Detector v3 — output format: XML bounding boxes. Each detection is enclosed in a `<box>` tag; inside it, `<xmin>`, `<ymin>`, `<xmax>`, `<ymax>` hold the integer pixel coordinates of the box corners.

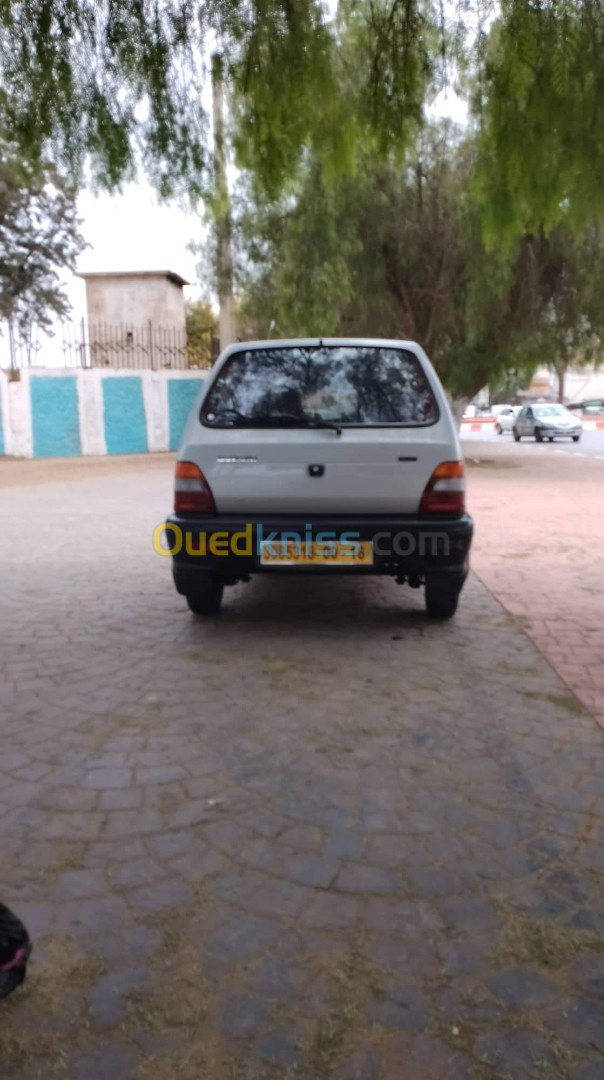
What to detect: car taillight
<box><xmin>174</xmin><ymin>461</ymin><xmax>216</xmax><ymax>514</ymax></box>
<box><xmin>419</xmin><ymin>461</ymin><xmax>465</xmax><ymax>515</ymax></box>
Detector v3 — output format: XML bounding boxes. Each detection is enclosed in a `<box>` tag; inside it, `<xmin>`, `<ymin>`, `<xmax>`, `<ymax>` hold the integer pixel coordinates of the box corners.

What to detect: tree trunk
<box><xmin>557</xmin><ymin>364</ymin><xmax>566</xmax><ymax>403</ymax></box>
<box><xmin>448</xmin><ymin>394</ymin><xmax>470</xmax><ymax>425</ymax></box>
<box><xmin>212</xmin><ymin>53</ymin><xmax>237</xmax><ymax>351</ymax></box>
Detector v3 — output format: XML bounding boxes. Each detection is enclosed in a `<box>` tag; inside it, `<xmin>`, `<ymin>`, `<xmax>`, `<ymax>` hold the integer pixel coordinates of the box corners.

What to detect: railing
<box><xmin>1</xmin><ymin>320</ymin><xmax>216</xmax><ymax>370</ymax></box>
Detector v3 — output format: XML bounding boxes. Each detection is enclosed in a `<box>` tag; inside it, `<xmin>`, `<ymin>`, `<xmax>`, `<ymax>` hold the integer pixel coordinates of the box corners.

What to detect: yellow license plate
<box><xmin>260</xmin><ymin>540</ymin><xmax>374</xmax><ymax>566</ymax></box>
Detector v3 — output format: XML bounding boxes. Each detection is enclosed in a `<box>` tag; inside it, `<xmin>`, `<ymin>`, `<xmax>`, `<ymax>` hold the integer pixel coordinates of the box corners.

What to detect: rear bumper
<box><xmin>165</xmin><ymin>513</ymin><xmax>473</xmax><ymax>591</ymax></box>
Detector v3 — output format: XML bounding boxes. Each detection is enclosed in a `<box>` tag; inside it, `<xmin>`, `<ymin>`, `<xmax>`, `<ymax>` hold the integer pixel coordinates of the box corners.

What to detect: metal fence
<box><xmin>1</xmin><ymin>320</ymin><xmax>216</xmax><ymax>370</ymax></box>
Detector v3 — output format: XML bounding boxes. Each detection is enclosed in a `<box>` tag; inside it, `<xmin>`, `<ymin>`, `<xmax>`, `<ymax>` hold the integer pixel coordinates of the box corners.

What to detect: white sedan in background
<box><xmin>495</xmin><ymin>406</ymin><xmax>520</xmax><ymax>434</ymax></box>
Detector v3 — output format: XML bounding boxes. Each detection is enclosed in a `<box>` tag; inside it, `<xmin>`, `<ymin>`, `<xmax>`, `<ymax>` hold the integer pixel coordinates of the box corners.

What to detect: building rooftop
<box><xmin>77</xmin><ymin>270</ymin><xmax>190</xmax><ymax>288</ymax></box>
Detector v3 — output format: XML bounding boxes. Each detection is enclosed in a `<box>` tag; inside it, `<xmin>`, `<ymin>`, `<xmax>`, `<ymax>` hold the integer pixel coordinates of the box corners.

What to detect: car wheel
<box><xmin>496</xmin><ymin>423</ymin><xmax>502</xmax><ymax>434</ymax></box>
<box><xmin>185</xmin><ymin>576</ymin><xmax>224</xmax><ymax>615</ymax></box>
<box><xmin>548</xmin><ymin>437</ymin><xmax>554</xmax><ymax>442</ymax></box>
<box><xmin>535</xmin><ymin>428</ymin><xmax>543</xmax><ymax>442</ymax></box>
<box><xmin>425</xmin><ymin>581</ymin><xmax>460</xmax><ymax>620</ymax></box>
<box><xmin>572</xmin><ymin>434</ymin><xmax>581</xmax><ymax>442</ymax></box>
<box><xmin>513</xmin><ymin>428</ymin><xmax>520</xmax><ymax>442</ymax></box>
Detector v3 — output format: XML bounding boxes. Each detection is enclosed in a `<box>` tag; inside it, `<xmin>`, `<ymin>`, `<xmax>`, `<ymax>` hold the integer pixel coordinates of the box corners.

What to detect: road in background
<box><xmin>462</xmin><ymin>427</ymin><xmax>604</xmax><ymax>459</ymax></box>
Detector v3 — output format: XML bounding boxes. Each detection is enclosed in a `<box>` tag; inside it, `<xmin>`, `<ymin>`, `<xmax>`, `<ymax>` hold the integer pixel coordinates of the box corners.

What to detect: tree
<box><xmin>0</xmin><ymin>143</ymin><xmax>86</xmax><ymax>328</ymax></box>
<box><xmin>235</xmin><ymin>124</ymin><xmax>541</xmax><ymax>403</ymax></box>
<box><xmin>476</xmin><ymin>0</ymin><xmax>604</xmax><ymax>241</ymax></box>
<box><xmin>0</xmin><ymin>0</ymin><xmax>439</xmax><ymax>200</ymax></box>
<box><xmin>185</xmin><ymin>298</ymin><xmax>217</xmax><ymax>367</ymax></box>
<box><xmin>508</xmin><ymin>226</ymin><xmax>604</xmax><ymax>402</ymax></box>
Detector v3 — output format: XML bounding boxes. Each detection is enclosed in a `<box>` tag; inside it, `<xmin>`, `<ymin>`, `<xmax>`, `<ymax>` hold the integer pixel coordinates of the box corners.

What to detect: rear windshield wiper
<box><xmin>208</xmin><ymin>408</ymin><xmax>342</xmax><ymax>434</ymax></box>
<box><xmin>304</xmin><ymin>416</ymin><xmax>342</xmax><ymax>436</ymax></box>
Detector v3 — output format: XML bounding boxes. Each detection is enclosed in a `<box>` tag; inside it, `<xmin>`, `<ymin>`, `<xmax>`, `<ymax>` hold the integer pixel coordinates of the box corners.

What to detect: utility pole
<box><xmin>212</xmin><ymin>52</ymin><xmax>237</xmax><ymax>351</ymax></box>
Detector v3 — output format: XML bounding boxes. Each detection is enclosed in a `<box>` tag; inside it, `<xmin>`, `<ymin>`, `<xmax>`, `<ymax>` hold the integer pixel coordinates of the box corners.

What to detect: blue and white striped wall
<box><xmin>0</xmin><ymin>368</ymin><xmax>207</xmax><ymax>458</ymax></box>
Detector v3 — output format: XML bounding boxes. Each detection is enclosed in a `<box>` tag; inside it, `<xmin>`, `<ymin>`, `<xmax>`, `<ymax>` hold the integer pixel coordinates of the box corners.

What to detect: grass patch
<box><xmin>0</xmin><ymin>939</ymin><xmax>104</xmax><ymax>1078</ymax></box>
<box><xmin>129</xmin><ymin>924</ymin><xmax>230</xmax><ymax>1080</ymax></box>
<box><xmin>309</xmin><ymin>942</ymin><xmax>383</xmax><ymax>1075</ymax></box>
<box><xmin>14</xmin><ymin>939</ymin><xmax>105</xmax><ymax>1016</ymax></box>
<box><xmin>497</xmin><ymin>907</ymin><xmax>604</xmax><ymax>969</ymax></box>
<box><xmin>0</xmin><ymin>1029</ymin><xmax>69</xmax><ymax>1079</ymax></box>
<box><xmin>521</xmin><ymin>690</ymin><xmax>587</xmax><ymax>716</ymax></box>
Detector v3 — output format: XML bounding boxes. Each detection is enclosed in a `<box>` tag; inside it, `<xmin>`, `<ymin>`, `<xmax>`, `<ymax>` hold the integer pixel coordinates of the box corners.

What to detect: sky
<box><xmin>68</xmin><ymin>186</ymin><xmax>206</xmax><ymax>319</ymax></box>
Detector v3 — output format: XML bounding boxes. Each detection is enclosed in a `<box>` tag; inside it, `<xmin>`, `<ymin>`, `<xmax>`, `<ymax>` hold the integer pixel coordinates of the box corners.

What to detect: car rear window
<box><xmin>202</xmin><ymin>345</ymin><xmax>439</xmax><ymax>427</ymax></box>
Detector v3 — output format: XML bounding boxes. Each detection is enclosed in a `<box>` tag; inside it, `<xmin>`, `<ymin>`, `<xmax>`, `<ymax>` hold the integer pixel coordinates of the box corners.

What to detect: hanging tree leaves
<box><xmin>476</xmin><ymin>0</ymin><xmax>604</xmax><ymax>241</ymax></box>
<box><xmin>0</xmin><ymin>0</ymin><xmax>441</xmax><ymax>199</ymax></box>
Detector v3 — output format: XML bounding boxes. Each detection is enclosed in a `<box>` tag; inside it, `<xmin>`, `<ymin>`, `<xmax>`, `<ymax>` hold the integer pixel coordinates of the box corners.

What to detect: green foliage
<box><xmin>0</xmin><ymin>142</ymin><xmax>86</xmax><ymax>327</ymax></box>
<box><xmin>476</xmin><ymin>0</ymin><xmax>604</xmax><ymax>241</ymax></box>
<box><xmin>234</xmin><ymin>122</ymin><xmax>604</xmax><ymax>399</ymax></box>
<box><xmin>0</xmin><ymin>0</ymin><xmax>439</xmax><ymax>199</ymax></box>
<box><xmin>236</xmin><ymin>125</ymin><xmax>513</xmax><ymax>396</ymax></box>
<box><xmin>185</xmin><ymin>298</ymin><xmax>217</xmax><ymax>367</ymax></box>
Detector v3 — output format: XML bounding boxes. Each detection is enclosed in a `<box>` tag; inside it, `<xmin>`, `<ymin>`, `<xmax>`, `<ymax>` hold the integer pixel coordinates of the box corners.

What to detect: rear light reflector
<box><xmin>420</xmin><ymin>461</ymin><xmax>465</xmax><ymax>515</ymax></box>
<box><xmin>174</xmin><ymin>461</ymin><xmax>216</xmax><ymax>514</ymax></box>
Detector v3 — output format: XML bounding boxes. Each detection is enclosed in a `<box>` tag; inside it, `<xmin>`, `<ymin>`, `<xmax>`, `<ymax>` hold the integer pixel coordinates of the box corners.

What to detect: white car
<box><xmin>495</xmin><ymin>406</ymin><xmax>520</xmax><ymax>433</ymax></box>
<box><xmin>167</xmin><ymin>338</ymin><xmax>473</xmax><ymax>619</ymax></box>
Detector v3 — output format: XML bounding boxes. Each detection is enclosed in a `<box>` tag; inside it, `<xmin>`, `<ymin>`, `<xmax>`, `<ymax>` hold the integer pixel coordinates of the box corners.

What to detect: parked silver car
<box><xmin>513</xmin><ymin>404</ymin><xmax>582</xmax><ymax>442</ymax></box>
<box><xmin>167</xmin><ymin>338</ymin><xmax>473</xmax><ymax>619</ymax></box>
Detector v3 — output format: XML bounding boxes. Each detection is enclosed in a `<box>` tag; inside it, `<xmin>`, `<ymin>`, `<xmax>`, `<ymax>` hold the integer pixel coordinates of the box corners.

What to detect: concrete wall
<box><xmin>0</xmin><ymin>368</ymin><xmax>207</xmax><ymax>458</ymax></box>
<box><xmin>83</xmin><ymin>274</ymin><xmax>186</xmax><ymax>328</ymax></box>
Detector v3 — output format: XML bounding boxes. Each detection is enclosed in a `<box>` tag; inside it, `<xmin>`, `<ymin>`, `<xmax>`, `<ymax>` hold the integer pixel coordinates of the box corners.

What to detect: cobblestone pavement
<box><xmin>0</xmin><ymin>459</ymin><xmax>603</xmax><ymax>1080</ymax></box>
<box><xmin>465</xmin><ymin>442</ymin><xmax>604</xmax><ymax>729</ymax></box>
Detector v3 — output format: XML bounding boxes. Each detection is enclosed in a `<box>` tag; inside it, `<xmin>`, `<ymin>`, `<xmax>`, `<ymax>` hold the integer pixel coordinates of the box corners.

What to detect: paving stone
<box><xmin>325</xmin><ymin>831</ymin><xmax>363</xmax><ymax>860</ymax></box>
<box><xmin>87</xmin><ymin>968</ymin><xmax>150</xmax><ymax>1027</ymax></box>
<box><xmin>486</xmin><ymin>967</ymin><xmax>560</xmax><ymax>1009</ymax></box>
<box><xmin>83</xmin><ymin>768</ymin><xmax>132</xmax><ymax>790</ymax></box>
<box><xmin>299</xmin><ymin>891</ymin><xmax>359</xmax><ymax>930</ymax></box>
<box><xmin>440</xmin><ymin>895</ymin><xmax>500</xmax><ymax>936</ymax></box>
<box><xmin>54</xmin><ymin>896</ymin><xmax>128</xmax><ymax>938</ymax></box>
<box><xmin>335</xmin><ymin>864</ymin><xmax>401</xmax><ymax>895</ymax></box>
<box><xmin>127</xmin><ymin>878</ymin><xmax>191</xmax><ymax>911</ymax></box>
<box><xmin>578</xmin><ymin>1064</ymin><xmax>604</xmax><ymax>1080</ymax></box>
<box><xmin>282</xmin><ymin>853</ymin><xmax>340</xmax><ymax>888</ymax></box>
<box><xmin>69</xmin><ymin>1036</ymin><xmax>139</xmax><ymax>1080</ymax></box>
<box><xmin>220</xmin><ymin>995</ymin><xmax>270</xmax><ymax>1039</ymax></box>
<box><xmin>53</xmin><ymin>869</ymin><xmax>107</xmax><ymax>901</ymax></box>
<box><xmin>209</xmin><ymin>913</ymin><xmax>282</xmax><ymax>965</ymax></box>
<box><xmin>543</xmin><ymin>997</ymin><xmax>604</xmax><ymax>1052</ymax></box>
<box><xmin>99</xmin><ymin>788</ymin><xmax>143</xmax><ymax>810</ymax></box>
<box><xmin>474</xmin><ymin>1029</ymin><xmax>561</xmax><ymax>1079</ymax></box>
<box><xmin>255</xmin><ymin>1027</ymin><xmax>303</xmax><ymax>1069</ymax></box>
<box><xmin>409</xmin><ymin>866</ymin><xmax>460</xmax><ymax>897</ymax></box>
<box><xmin>366</xmin><ymin>986</ymin><xmax>427</xmax><ymax>1030</ymax></box>
<box><xmin>381</xmin><ymin>1032</ymin><xmax>471</xmax><ymax>1078</ymax></box>
<box><xmin>566</xmin><ymin>953</ymin><xmax>604</xmax><ymax>996</ymax></box>
<box><xmin>439</xmin><ymin>940</ymin><xmax>491</xmax><ymax>977</ymax></box>
<box><xmin>110</xmin><ymin>857</ymin><xmax>166</xmax><ymax>889</ymax></box>
<box><xmin>365</xmin><ymin>897</ymin><xmax>442</xmax><ymax>937</ymax></box>
<box><xmin>2</xmin><ymin>455</ymin><xmax>604</xmax><ymax>1079</ymax></box>
<box><xmin>249</xmin><ymin>878</ymin><xmax>315</xmax><ymax>917</ymax></box>
<box><xmin>246</xmin><ymin>953</ymin><xmax>307</xmax><ymax>1002</ymax></box>
<box><xmin>332</xmin><ymin>1044</ymin><xmax>381</xmax><ymax>1080</ymax></box>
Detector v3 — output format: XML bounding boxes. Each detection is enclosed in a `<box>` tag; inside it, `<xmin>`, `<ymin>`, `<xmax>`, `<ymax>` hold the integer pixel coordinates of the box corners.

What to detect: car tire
<box><xmin>496</xmin><ymin>423</ymin><xmax>502</xmax><ymax>435</ymax></box>
<box><xmin>425</xmin><ymin>581</ymin><xmax>460</xmax><ymax>620</ymax></box>
<box><xmin>535</xmin><ymin>428</ymin><xmax>543</xmax><ymax>442</ymax></box>
<box><xmin>572</xmin><ymin>434</ymin><xmax>581</xmax><ymax>442</ymax></box>
<box><xmin>513</xmin><ymin>428</ymin><xmax>520</xmax><ymax>442</ymax></box>
<box><xmin>185</xmin><ymin>576</ymin><xmax>224</xmax><ymax>616</ymax></box>
<box><xmin>548</xmin><ymin>437</ymin><xmax>554</xmax><ymax>442</ymax></box>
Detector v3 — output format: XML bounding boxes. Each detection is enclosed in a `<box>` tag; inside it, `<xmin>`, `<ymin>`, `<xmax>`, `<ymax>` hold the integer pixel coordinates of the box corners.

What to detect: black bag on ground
<box><xmin>0</xmin><ymin>903</ymin><xmax>32</xmax><ymax>1000</ymax></box>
